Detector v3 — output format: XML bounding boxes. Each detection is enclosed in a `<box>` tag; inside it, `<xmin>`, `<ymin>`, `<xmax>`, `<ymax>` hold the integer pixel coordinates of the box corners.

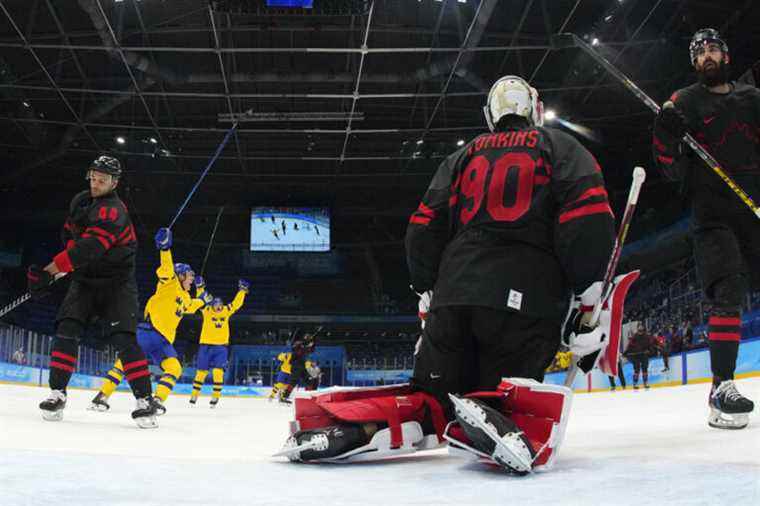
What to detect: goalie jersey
<box><xmin>406</xmin><ymin>126</ymin><xmax>615</xmax><ymax>321</ymax></box>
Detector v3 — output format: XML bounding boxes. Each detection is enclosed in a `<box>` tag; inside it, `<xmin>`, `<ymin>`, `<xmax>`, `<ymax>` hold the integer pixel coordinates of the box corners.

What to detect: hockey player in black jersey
<box><xmin>653</xmin><ymin>29</ymin><xmax>757</xmax><ymax>429</ymax></box>
<box><xmin>277</xmin><ymin>76</ymin><xmax>629</xmax><ymax>474</ymax></box>
<box><xmin>27</xmin><ymin>155</ymin><xmax>160</xmax><ymax>428</ymax></box>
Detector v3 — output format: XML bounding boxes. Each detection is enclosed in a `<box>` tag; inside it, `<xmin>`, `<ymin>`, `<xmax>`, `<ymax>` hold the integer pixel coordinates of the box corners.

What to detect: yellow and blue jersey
<box><xmin>199</xmin><ymin>290</ymin><xmax>246</xmax><ymax>345</ymax></box>
<box><xmin>143</xmin><ymin>250</ymin><xmax>205</xmax><ymax>344</ymax></box>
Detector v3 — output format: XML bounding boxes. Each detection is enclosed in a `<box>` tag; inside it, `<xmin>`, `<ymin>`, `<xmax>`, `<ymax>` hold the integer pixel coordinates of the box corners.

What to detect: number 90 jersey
<box><xmin>405</xmin><ymin>126</ymin><xmax>615</xmax><ymax>321</ymax></box>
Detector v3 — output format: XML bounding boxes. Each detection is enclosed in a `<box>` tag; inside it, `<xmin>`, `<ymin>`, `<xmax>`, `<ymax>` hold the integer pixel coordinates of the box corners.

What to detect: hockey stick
<box><xmin>199</xmin><ymin>206</ymin><xmax>224</xmax><ymax>277</ymax></box>
<box><xmin>0</xmin><ymin>272</ymin><xmax>68</xmax><ymax>319</ymax></box>
<box><xmin>168</xmin><ymin>110</ymin><xmax>251</xmax><ymax>230</ymax></box>
<box><xmin>564</xmin><ymin>167</ymin><xmax>646</xmax><ymax>388</ymax></box>
<box><xmin>551</xmin><ymin>33</ymin><xmax>760</xmax><ymax>219</ymax></box>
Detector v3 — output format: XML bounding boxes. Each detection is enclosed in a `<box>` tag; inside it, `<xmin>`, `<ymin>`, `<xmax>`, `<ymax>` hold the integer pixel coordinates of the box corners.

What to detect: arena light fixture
<box><xmin>544</xmin><ymin>109</ymin><xmax>557</xmax><ymax>121</ymax></box>
<box><xmin>116</xmin><ymin>136</ymin><xmax>126</xmax><ymax>144</ymax></box>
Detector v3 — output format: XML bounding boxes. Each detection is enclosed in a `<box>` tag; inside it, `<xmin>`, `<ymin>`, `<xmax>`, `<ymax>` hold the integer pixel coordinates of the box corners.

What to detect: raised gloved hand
<box><xmin>238</xmin><ymin>279</ymin><xmax>250</xmax><ymax>293</ymax></box>
<box><xmin>562</xmin><ymin>281</ymin><xmax>608</xmax><ymax>358</ymax></box>
<box><xmin>154</xmin><ymin>227</ymin><xmax>172</xmax><ymax>251</ymax></box>
<box><xmin>200</xmin><ymin>291</ymin><xmax>213</xmax><ymax>304</ymax></box>
<box><xmin>27</xmin><ymin>265</ymin><xmax>54</xmax><ymax>300</ymax></box>
<box><xmin>194</xmin><ymin>276</ymin><xmax>205</xmax><ymax>290</ymax></box>
<box><xmin>655</xmin><ymin>102</ymin><xmax>688</xmax><ymax>140</ymax></box>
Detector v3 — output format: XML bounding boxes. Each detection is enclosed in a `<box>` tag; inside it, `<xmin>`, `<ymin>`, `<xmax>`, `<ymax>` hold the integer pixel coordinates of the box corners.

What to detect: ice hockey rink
<box><xmin>1</xmin><ymin>379</ymin><xmax>758</xmax><ymax>506</ymax></box>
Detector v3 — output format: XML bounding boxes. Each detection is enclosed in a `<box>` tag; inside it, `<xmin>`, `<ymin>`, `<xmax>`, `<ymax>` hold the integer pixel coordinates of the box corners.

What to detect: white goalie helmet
<box><xmin>483</xmin><ymin>75</ymin><xmax>544</xmax><ymax>132</ymax></box>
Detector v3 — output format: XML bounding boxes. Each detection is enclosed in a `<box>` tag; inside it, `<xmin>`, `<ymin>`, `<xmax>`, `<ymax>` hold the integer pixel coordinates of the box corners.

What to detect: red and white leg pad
<box><xmin>445</xmin><ymin>378</ymin><xmax>573</xmax><ymax>471</ymax></box>
<box><xmin>281</xmin><ymin>384</ymin><xmax>447</xmax><ymax>462</ymax></box>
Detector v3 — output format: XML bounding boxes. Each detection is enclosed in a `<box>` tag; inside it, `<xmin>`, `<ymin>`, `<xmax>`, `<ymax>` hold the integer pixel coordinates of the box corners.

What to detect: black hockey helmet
<box><xmin>88</xmin><ymin>155</ymin><xmax>122</xmax><ymax>178</ymax></box>
<box><xmin>689</xmin><ymin>28</ymin><xmax>728</xmax><ymax>64</ymax></box>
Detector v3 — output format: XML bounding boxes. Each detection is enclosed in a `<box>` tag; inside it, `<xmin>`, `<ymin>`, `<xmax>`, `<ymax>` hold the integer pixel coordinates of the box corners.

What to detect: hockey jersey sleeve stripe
<box><xmin>558</xmin><ymin>202</ymin><xmax>613</xmax><ymax>224</ymax></box>
<box><xmin>81</xmin><ymin>233</ymin><xmax>111</xmax><ymax>250</ymax></box>
<box><xmin>52</xmin><ymin>250</ymin><xmax>74</xmax><ymax>273</ymax></box>
<box><xmin>85</xmin><ymin>226</ymin><xmax>117</xmax><ymax>244</ymax></box>
<box><xmin>409</xmin><ymin>215</ymin><xmax>432</xmax><ymax>225</ymax></box>
<box><xmin>657</xmin><ymin>154</ymin><xmax>674</xmax><ymax>165</ymax></box>
<box><xmin>566</xmin><ymin>186</ymin><xmax>608</xmax><ymax>207</ymax></box>
<box><xmin>417</xmin><ymin>202</ymin><xmax>436</xmax><ymax>218</ymax></box>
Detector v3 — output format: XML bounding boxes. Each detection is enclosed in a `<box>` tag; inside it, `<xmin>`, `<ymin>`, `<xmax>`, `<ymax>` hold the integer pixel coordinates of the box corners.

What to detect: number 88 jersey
<box><xmin>405</xmin><ymin>126</ymin><xmax>615</xmax><ymax>321</ymax></box>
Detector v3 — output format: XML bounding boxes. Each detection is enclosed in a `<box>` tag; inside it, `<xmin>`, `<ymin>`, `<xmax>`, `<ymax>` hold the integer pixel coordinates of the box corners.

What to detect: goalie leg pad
<box><xmin>278</xmin><ymin>385</ymin><xmax>447</xmax><ymax>462</ymax></box>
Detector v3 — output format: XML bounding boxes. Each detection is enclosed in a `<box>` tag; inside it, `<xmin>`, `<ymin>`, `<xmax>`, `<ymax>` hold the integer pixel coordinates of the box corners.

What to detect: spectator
<box><xmin>12</xmin><ymin>347</ymin><xmax>26</xmax><ymax>365</ymax></box>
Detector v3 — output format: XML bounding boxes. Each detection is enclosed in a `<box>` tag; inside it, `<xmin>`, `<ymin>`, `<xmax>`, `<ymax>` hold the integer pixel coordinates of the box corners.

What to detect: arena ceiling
<box><xmin>0</xmin><ymin>0</ymin><xmax>758</xmax><ymax>244</ymax></box>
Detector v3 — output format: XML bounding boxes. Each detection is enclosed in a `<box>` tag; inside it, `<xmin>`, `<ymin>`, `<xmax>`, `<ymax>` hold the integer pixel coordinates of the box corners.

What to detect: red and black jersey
<box><xmin>405</xmin><ymin>126</ymin><xmax>615</xmax><ymax>321</ymax></box>
<box><xmin>625</xmin><ymin>331</ymin><xmax>656</xmax><ymax>357</ymax></box>
<box><xmin>652</xmin><ymin>82</ymin><xmax>760</xmax><ymax>222</ymax></box>
<box><xmin>53</xmin><ymin>190</ymin><xmax>138</xmax><ymax>285</ymax></box>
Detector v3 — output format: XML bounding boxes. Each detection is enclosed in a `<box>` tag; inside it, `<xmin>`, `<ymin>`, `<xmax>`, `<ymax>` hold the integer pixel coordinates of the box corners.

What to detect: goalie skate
<box><xmin>275</xmin><ymin>425</ymin><xmax>367</xmax><ymax>462</ymax></box>
<box><xmin>448</xmin><ymin>394</ymin><xmax>535</xmax><ymax>475</ymax></box>
<box><xmin>276</xmin><ymin>422</ymin><xmax>434</xmax><ymax>463</ymax></box>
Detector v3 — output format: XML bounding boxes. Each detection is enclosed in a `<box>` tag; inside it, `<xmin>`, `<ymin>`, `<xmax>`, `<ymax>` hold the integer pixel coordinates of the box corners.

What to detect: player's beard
<box><xmin>697</xmin><ymin>58</ymin><xmax>730</xmax><ymax>87</ymax></box>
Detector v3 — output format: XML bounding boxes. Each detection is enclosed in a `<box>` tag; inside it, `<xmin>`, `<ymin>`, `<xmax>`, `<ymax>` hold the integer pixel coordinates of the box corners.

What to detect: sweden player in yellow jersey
<box><xmin>190</xmin><ymin>280</ymin><xmax>249</xmax><ymax>407</ymax></box>
<box><xmin>89</xmin><ymin>228</ymin><xmax>211</xmax><ymax>413</ymax></box>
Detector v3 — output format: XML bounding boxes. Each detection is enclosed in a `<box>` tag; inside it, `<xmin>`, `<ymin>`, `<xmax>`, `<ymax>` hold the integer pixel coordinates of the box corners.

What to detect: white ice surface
<box><xmin>1</xmin><ymin>379</ymin><xmax>758</xmax><ymax>506</ymax></box>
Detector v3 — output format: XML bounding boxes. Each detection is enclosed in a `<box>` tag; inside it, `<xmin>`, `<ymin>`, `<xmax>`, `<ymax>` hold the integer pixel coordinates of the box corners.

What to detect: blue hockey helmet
<box><xmin>174</xmin><ymin>263</ymin><xmax>194</xmax><ymax>277</ymax></box>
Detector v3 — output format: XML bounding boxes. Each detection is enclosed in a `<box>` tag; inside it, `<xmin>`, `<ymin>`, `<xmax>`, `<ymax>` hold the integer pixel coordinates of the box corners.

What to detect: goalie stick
<box><xmin>564</xmin><ymin>167</ymin><xmax>646</xmax><ymax>387</ymax></box>
<box><xmin>551</xmin><ymin>33</ymin><xmax>760</xmax><ymax>219</ymax></box>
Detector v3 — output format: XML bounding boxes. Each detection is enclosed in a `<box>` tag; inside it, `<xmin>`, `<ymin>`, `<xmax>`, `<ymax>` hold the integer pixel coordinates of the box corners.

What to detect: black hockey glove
<box><xmin>27</xmin><ymin>264</ymin><xmax>55</xmax><ymax>300</ymax></box>
<box><xmin>655</xmin><ymin>102</ymin><xmax>687</xmax><ymax>140</ymax></box>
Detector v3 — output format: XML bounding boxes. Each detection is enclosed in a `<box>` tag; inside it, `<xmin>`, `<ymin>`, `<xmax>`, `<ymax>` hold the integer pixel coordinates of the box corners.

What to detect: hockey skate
<box><xmin>153</xmin><ymin>397</ymin><xmax>166</xmax><ymax>416</ymax></box>
<box><xmin>708</xmin><ymin>381</ymin><xmax>754</xmax><ymax>430</ymax></box>
<box><xmin>189</xmin><ymin>396</ymin><xmax>197</xmax><ymax>406</ymax></box>
<box><xmin>448</xmin><ymin>394</ymin><xmax>535</xmax><ymax>475</ymax></box>
<box><xmin>210</xmin><ymin>398</ymin><xmax>219</xmax><ymax>409</ymax></box>
<box><xmin>88</xmin><ymin>392</ymin><xmax>110</xmax><ymax>412</ymax></box>
<box><xmin>40</xmin><ymin>390</ymin><xmax>67</xmax><ymax>421</ymax></box>
<box><xmin>131</xmin><ymin>397</ymin><xmax>160</xmax><ymax>429</ymax></box>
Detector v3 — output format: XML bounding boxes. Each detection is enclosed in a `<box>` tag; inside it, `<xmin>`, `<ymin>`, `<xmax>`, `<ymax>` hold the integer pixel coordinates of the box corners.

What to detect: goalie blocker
<box><xmin>275</xmin><ymin>378</ymin><xmax>572</xmax><ymax>475</ymax></box>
